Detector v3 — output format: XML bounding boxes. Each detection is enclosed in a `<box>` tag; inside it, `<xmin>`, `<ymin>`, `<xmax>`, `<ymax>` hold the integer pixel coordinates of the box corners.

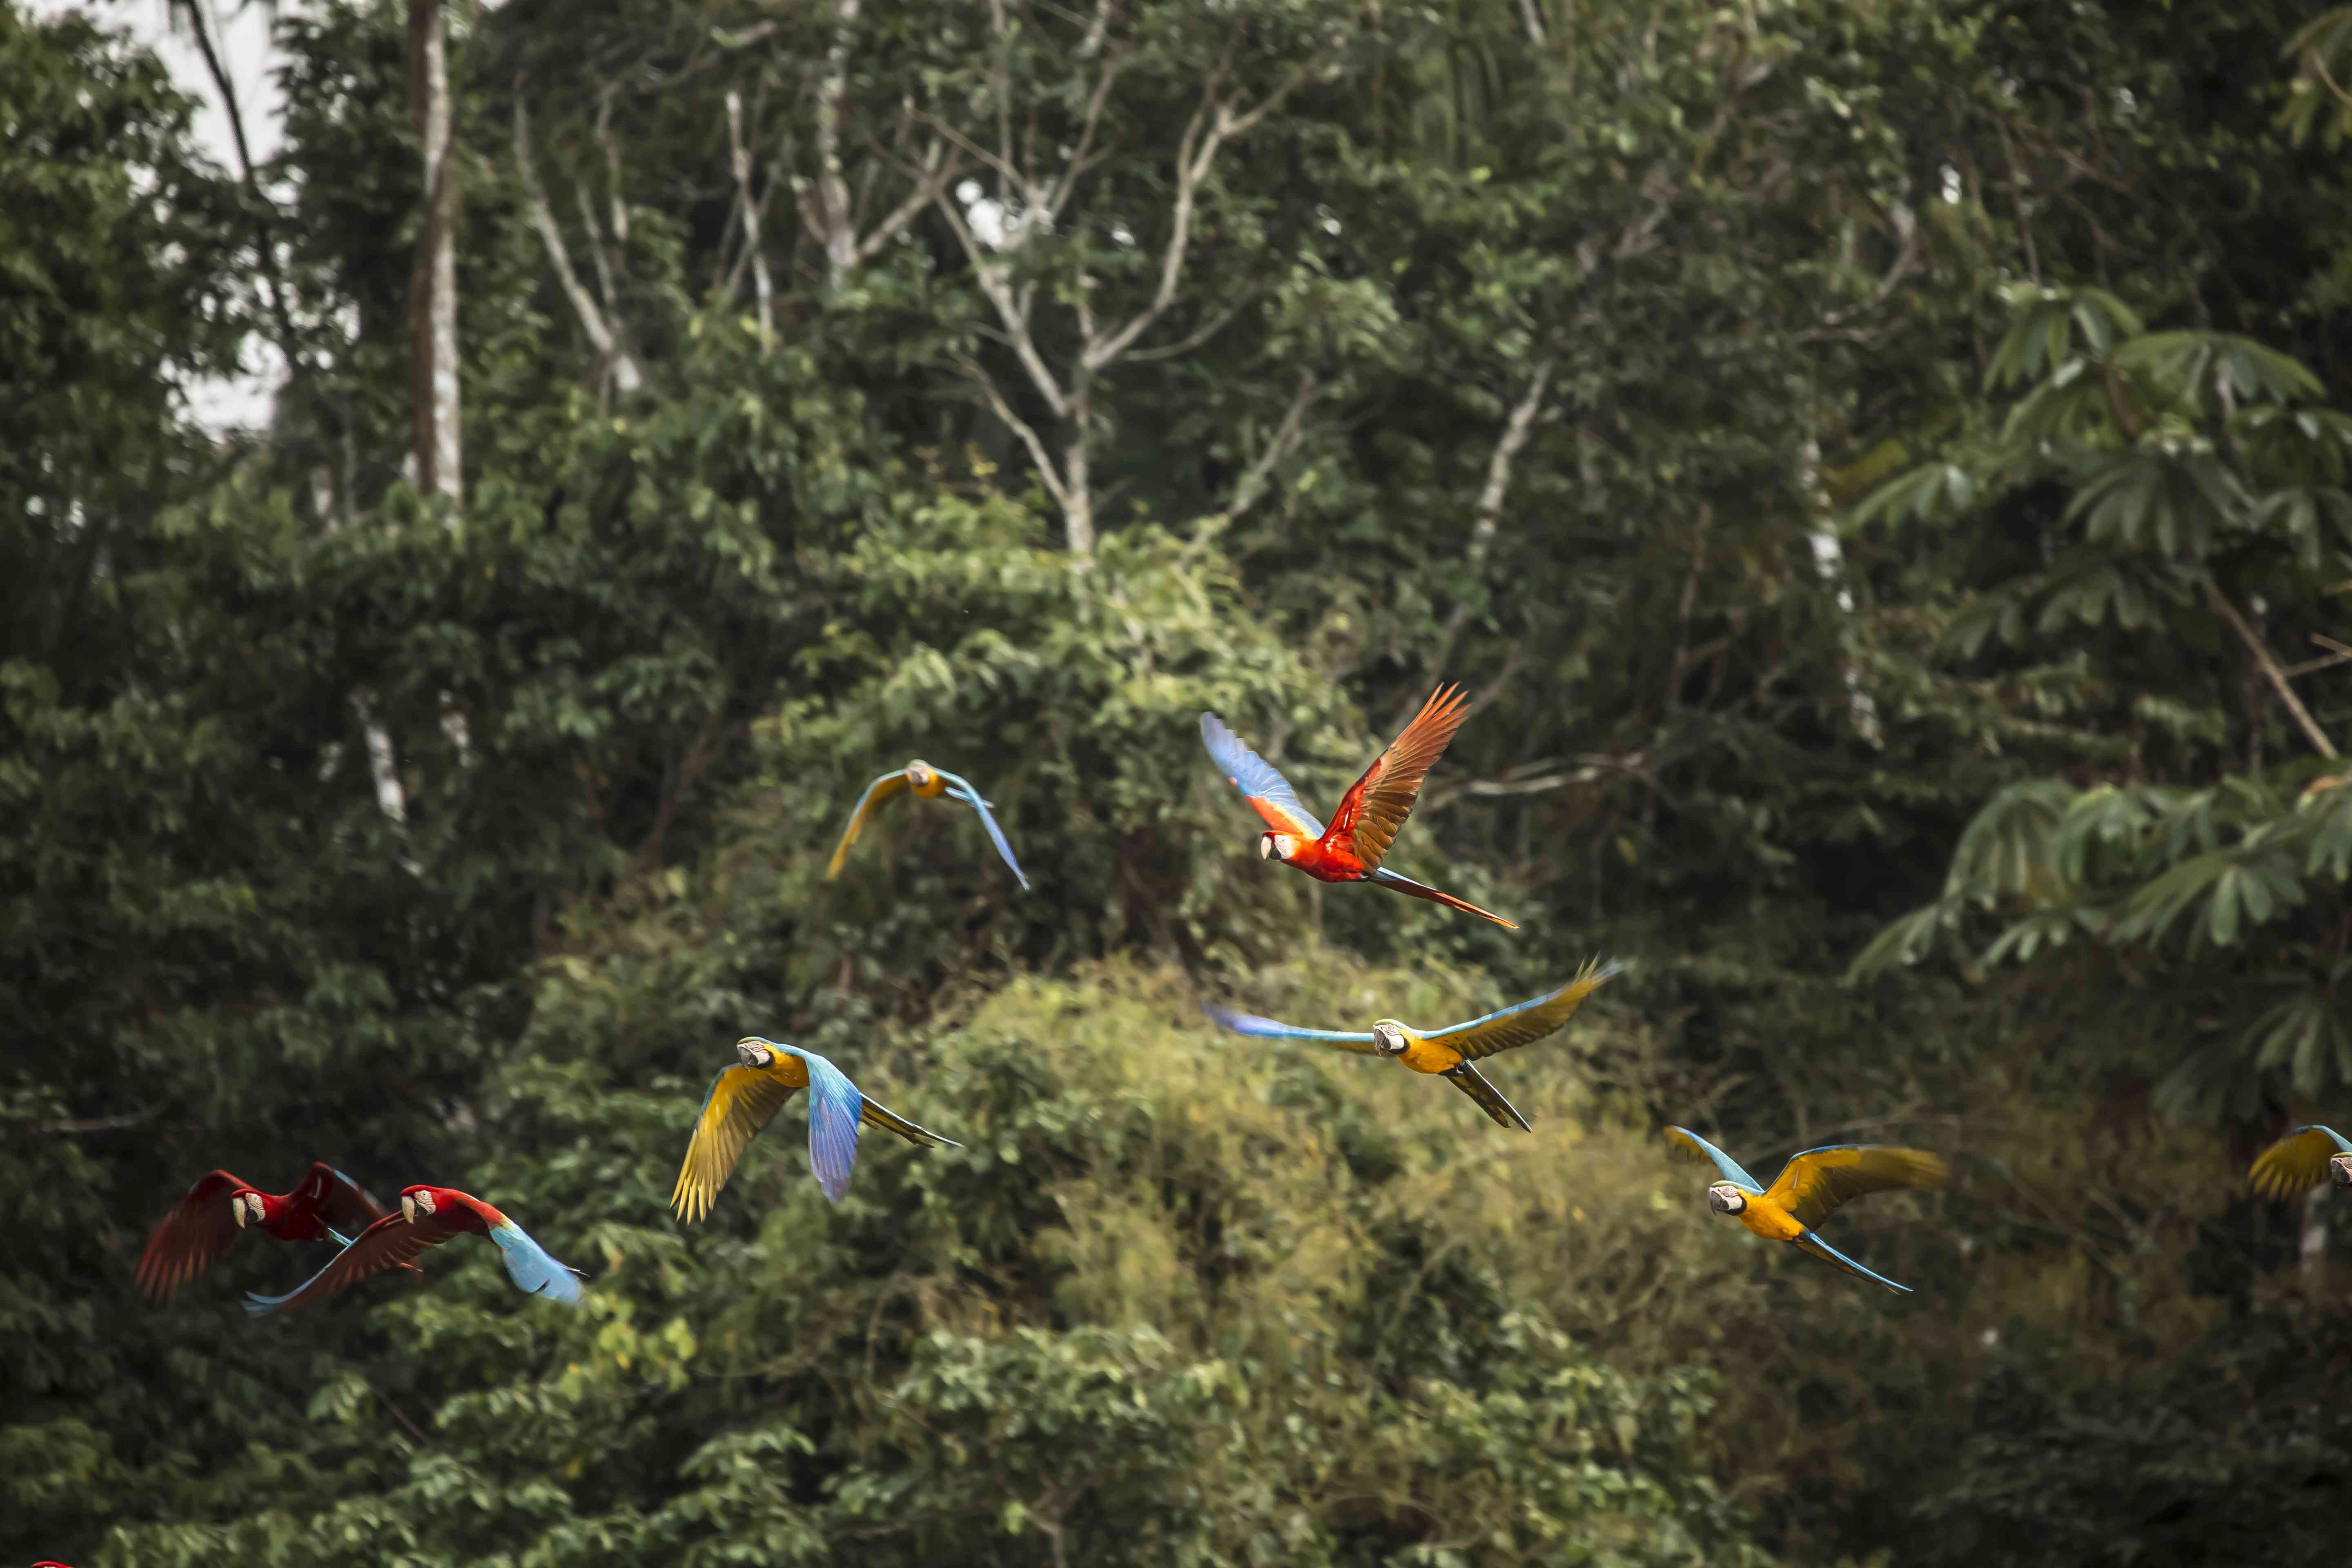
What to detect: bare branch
<box><xmin>1415</xmin><ymin>359</ymin><xmax>1554</xmax><ymax>714</ymax></box>
<box><xmin>1083</xmin><ymin>35</ymin><xmax>1344</xmax><ymax>371</ymax></box>
<box><xmin>726</xmin><ymin>89</ymin><xmax>774</xmax><ymax>336</ymax></box>
<box><xmin>594</xmin><ymin>84</ymin><xmax>630</xmax><ymax>247</ymax></box>
<box><xmin>951</xmin><ymin>347</ymin><xmax>1073</xmax><ymax>516</ymax></box>
<box><xmin>1225</xmin><ymin>370</ymin><xmax>1320</xmax><ymax>519</ymax></box>
<box><xmin>1515</xmin><ymin>0</ymin><xmax>1548</xmax><ymax>46</ymax></box>
<box><xmin>2203</xmin><ymin>578</ymin><xmax>2338</xmax><ymax>758</ymax></box>
<box><xmin>22</xmin><ymin>1105</ymin><xmax>162</xmax><ymax>1135</ymax></box>
<box><xmin>406</xmin><ymin>0</ymin><xmax>462</xmax><ymax>501</ymax></box>
<box><xmin>812</xmin><ymin>0</ymin><xmax>863</xmax><ymax>289</ymax></box>
<box><xmin>514</xmin><ymin>96</ymin><xmax>646</xmax><ymax>394</ymax></box>
<box><xmin>933</xmin><ymin>191</ymin><xmax>1069</xmax><ymax>416</ymax></box>
<box><xmin>852</xmin><ymin>140</ymin><xmax>958</xmax><ymax>265</ymax></box>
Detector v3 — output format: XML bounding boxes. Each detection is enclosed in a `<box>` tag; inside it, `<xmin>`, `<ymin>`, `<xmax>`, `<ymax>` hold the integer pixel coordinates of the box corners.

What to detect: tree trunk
<box><xmin>406</xmin><ymin>0</ymin><xmax>461</xmax><ymax>504</ymax></box>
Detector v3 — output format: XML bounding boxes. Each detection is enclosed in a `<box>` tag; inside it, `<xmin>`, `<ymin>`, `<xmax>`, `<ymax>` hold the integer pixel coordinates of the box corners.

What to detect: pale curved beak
<box><xmin>232</xmin><ymin>1196</ymin><xmax>251</xmax><ymax>1229</ymax></box>
<box><xmin>400</xmin><ymin>1196</ymin><xmax>416</xmax><ymax>1225</ymax></box>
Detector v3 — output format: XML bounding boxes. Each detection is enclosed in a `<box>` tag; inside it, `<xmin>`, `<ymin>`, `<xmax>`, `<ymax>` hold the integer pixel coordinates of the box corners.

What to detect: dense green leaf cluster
<box><xmin>7</xmin><ymin>0</ymin><xmax>2352</xmax><ymax>1563</ymax></box>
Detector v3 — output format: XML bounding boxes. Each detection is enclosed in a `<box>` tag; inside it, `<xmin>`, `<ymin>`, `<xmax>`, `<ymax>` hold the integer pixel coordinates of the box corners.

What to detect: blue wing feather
<box><xmin>489</xmin><ymin>1221</ymin><xmax>586</xmax><ymax>1305</ymax></box>
<box><xmin>1199</xmin><ymin>713</ymin><xmax>1325</xmax><ymax>838</ymax></box>
<box><xmin>939</xmin><ymin>772</ymin><xmax>1031</xmax><ymax>890</ymax></box>
<box><xmin>1794</xmin><ymin>1229</ymin><xmax>1913</xmax><ymax>1294</ymax></box>
<box><xmin>243</xmin><ymin>1264</ymin><xmax>325</xmax><ymax>1315</ymax></box>
<box><xmin>791</xmin><ymin>1046</ymin><xmax>866</xmax><ymax>1204</ymax></box>
<box><xmin>1200</xmin><ymin>1001</ymin><xmax>1378</xmax><ymax>1047</ymax></box>
<box><xmin>1664</xmin><ymin>1125</ymin><xmax>1765</xmax><ymax>1191</ymax></box>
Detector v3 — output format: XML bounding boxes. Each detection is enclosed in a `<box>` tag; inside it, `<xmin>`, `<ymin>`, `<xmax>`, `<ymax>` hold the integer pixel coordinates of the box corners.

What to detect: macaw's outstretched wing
<box><xmin>824</xmin><ymin>770</ymin><xmax>914</xmax><ymax>880</ymax></box>
<box><xmin>2249</xmin><ymin>1124</ymin><xmax>2352</xmax><ymax>1200</ymax></box>
<box><xmin>244</xmin><ymin>1210</ymin><xmax>453</xmax><ymax>1315</ymax></box>
<box><xmin>136</xmin><ymin>1169</ymin><xmax>250</xmax><ymax>1301</ymax></box>
<box><xmin>1664</xmin><ymin>1127</ymin><xmax>1764</xmax><ymax>1192</ymax></box>
<box><xmin>1793</xmin><ymin>1230</ymin><xmax>1913</xmax><ymax>1294</ymax></box>
<box><xmin>671</xmin><ymin>1066</ymin><xmax>801</xmax><ymax>1221</ymax></box>
<box><xmin>860</xmin><ymin>1094</ymin><xmax>961</xmax><ymax>1149</ymax></box>
<box><xmin>1200</xmin><ymin>713</ymin><xmax>1325</xmax><ymax>840</ymax></box>
<box><xmin>1200</xmin><ymin>1001</ymin><xmax>1380</xmax><ymax>1055</ymax></box>
<box><xmin>939</xmin><ymin>771</ymin><xmax>1031</xmax><ymax>890</ymax></box>
<box><xmin>1426</xmin><ymin>958</ymin><xmax>1623</xmax><ymax>1063</ymax></box>
<box><xmin>1442</xmin><ymin>1061</ymin><xmax>1532</xmax><ymax>1132</ymax></box>
<box><xmin>296</xmin><ymin>1160</ymin><xmax>396</xmax><ymax>1236</ymax></box>
<box><xmin>1765</xmin><ymin>1145</ymin><xmax>1948</xmax><ymax>1230</ymax></box>
<box><xmin>796</xmin><ymin>1049</ymin><xmax>866</xmax><ymax>1205</ymax></box>
<box><xmin>487</xmin><ymin>1220</ymin><xmax>586</xmax><ymax>1305</ymax></box>
<box><xmin>1331</xmin><ymin>684</ymin><xmax>1469</xmax><ymax>872</ymax></box>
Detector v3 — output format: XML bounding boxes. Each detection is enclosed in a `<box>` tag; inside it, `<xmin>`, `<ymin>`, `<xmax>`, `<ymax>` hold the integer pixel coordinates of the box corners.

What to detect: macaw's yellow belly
<box><xmin>763</xmin><ymin>1057</ymin><xmax>811</xmax><ymax>1091</ymax></box>
<box><xmin>1736</xmin><ymin>1195</ymin><xmax>1806</xmax><ymax>1244</ymax></box>
<box><xmin>1396</xmin><ymin>1036</ymin><xmax>1466</xmax><ymax>1076</ymax></box>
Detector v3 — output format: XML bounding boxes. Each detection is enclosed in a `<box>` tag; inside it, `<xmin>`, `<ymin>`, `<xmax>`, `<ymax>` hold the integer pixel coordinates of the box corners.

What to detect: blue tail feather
<box><xmin>490</xmin><ymin>1222</ymin><xmax>585</xmax><ymax>1305</ymax></box>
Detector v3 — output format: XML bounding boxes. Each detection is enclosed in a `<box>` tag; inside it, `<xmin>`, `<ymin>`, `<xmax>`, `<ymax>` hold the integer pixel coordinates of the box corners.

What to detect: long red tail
<box><xmin>1369</xmin><ymin>868</ymin><xmax>1518</xmax><ymax>929</ymax></box>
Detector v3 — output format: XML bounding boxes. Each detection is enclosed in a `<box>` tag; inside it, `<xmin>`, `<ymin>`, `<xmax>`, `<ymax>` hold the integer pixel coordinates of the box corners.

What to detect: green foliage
<box><xmin>12</xmin><ymin>0</ymin><xmax>2352</xmax><ymax>1563</ymax></box>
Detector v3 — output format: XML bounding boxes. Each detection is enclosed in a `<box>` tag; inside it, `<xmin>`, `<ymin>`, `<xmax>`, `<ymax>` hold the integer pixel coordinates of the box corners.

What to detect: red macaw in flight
<box><xmin>242</xmin><ymin>1185</ymin><xmax>583</xmax><ymax>1314</ymax></box>
<box><xmin>135</xmin><ymin>1161</ymin><xmax>412</xmax><ymax>1301</ymax></box>
<box><xmin>1200</xmin><ymin>684</ymin><xmax>1515</xmax><ymax>928</ymax></box>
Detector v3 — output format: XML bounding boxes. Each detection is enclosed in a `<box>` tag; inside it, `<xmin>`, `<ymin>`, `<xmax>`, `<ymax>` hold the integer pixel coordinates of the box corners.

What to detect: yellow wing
<box><xmin>1441</xmin><ymin>1062</ymin><xmax>1532</xmax><ymax>1131</ymax></box>
<box><xmin>671</xmin><ymin>1066</ymin><xmax>800</xmax><ymax>1221</ymax></box>
<box><xmin>2250</xmin><ymin>1125</ymin><xmax>2352</xmax><ymax>1200</ymax></box>
<box><xmin>1764</xmin><ymin>1145</ymin><xmax>1948</xmax><ymax>1230</ymax></box>
<box><xmin>823</xmin><ymin>771</ymin><xmax>913</xmax><ymax>880</ymax></box>
<box><xmin>1427</xmin><ymin>956</ymin><xmax>1623</xmax><ymax>1064</ymax></box>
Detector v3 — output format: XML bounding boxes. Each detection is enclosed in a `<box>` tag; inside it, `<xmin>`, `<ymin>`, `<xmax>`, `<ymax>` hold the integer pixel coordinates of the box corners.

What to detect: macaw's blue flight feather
<box><xmin>1664</xmin><ymin>1125</ymin><xmax>1765</xmax><ymax>1192</ymax></box>
<box><xmin>941</xmin><ymin>771</ymin><xmax>1030</xmax><ymax>889</ymax></box>
<box><xmin>489</xmin><ymin>1221</ymin><xmax>586</xmax><ymax>1304</ymax></box>
<box><xmin>1199</xmin><ymin>713</ymin><xmax>1326</xmax><ymax>840</ymax></box>
<box><xmin>797</xmin><ymin>1047</ymin><xmax>867</xmax><ymax>1205</ymax></box>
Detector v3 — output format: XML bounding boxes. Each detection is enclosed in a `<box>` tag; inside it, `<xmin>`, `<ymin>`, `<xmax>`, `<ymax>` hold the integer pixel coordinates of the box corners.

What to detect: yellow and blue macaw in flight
<box><xmin>825</xmin><ymin>760</ymin><xmax>1027</xmax><ymax>889</ymax></box>
<box><xmin>1201</xmin><ymin>958</ymin><xmax>1622</xmax><ymax>1131</ymax></box>
<box><xmin>2249</xmin><ymin>1124</ymin><xmax>2352</xmax><ymax>1200</ymax></box>
<box><xmin>671</xmin><ymin>1038</ymin><xmax>961</xmax><ymax>1216</ymax></box>
<box><xmin>1665</xmin><ymin>1126</ymin><xmax>1947</xmax><ymax>1294</ymax></box>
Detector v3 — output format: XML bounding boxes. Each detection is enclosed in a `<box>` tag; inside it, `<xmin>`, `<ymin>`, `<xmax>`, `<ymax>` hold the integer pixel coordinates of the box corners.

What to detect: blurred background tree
<box><xmin>4</xmin><ymin>0</ymin><xmax>2349</xmax><ymax>1562</ymax></box>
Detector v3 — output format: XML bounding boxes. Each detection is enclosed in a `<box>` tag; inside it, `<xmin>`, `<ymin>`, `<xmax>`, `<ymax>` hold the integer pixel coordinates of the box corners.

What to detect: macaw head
<box><xmin>1705</xmin><ymin>1183</ymin><xmax>1747</xmax><ymax>1217</ymax></box>
<box><xmin>229</xmin><ymin>1189</ymin><xmax>271</xmax><ymax>1229</ymax></box>
<box><xmin>1258</xmin><ymin>831</ymin><xmax>1298</xmax><ymax>863</ymax></box>
<box><xmin>1370</xmin><ymin>1021</ymin><xmax>1410</xmax><ymax>1058</ymax></box>
<box><xmin>400</xmin><ymin>1185</ymin><xmax>443</xmax><ymax>1226</ymax></box>
<box><xmin>737</xmin><ymin>1037</ymin><xmax>780</xmax><ymax>1071</ymax></box>
<box><xmin>2332</xmin><ymin>1153</ymin><xmax>2352</xmax><ymax>1189</ymax></box>
<box><xmin>906</xmin><ymin>760</ymin><xmax>945</xmax><ymax>797</ymax></box>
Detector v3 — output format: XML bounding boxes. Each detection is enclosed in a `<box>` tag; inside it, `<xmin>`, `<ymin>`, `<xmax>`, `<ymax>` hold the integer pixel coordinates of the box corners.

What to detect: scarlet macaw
<box><xmin>243</xmin><ymin>1185</ymin><xmax>582</xmax><ymax>1314</ymax></box>
<box><xmin>135</xmin><ymin>1161</ymin><xmax>410</xmax><ymax>1301</ymax></box>
<box><xmin>1200</xmin><ymin>685</ymin><xmax>1514</xmax><ymax>927</ymax></box>
<box><xmin>824</xmin><ymin>760</ymin><xmax>1027</xmax><ymax>889</ymax></box>
<box><xmin>1200</xmin><ymin>958</ymin><xmax>1621</xmax><ymax>1130</ymax></box>
<box><xmin>2249</xmin><ymin>1124</ymin><xmax>2352</xmax><ymax>1199</ymax></box>
<box><xmin>670</xmin><ymin>1037</ymin><xmax>961</xmax><ymax>1216</ymax></box>
<box><xmin>1665</xmin><ymin>1126</ymin><xmax>1946</xmax><ymax>1294</ymax></box>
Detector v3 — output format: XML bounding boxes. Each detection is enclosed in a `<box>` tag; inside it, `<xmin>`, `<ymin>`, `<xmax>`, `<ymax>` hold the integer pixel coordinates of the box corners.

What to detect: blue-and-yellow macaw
<box><xmin>671</xmin><ymin>1038</ymin><xmax>961</xmax><ymax>1215</ymax></box>
<box><xmin>1201</xmin><ymin>958</ymin><xmax>1621</xmax><ymax>1131</ymax></box>
<box><xmin>2249</xmin><ymin>1124</ymin><xmax>2352</xmax><ymax>1200</ymax></box>
<box><xmin>825</xmin><ymin>760</ymin><xmax>1027</xmax><ymax>889</ymax></box>
<box><xmin>1665</xmin><ymin>1126</ymin><xmax>1946</xmax><ymax>1294</ymax></box>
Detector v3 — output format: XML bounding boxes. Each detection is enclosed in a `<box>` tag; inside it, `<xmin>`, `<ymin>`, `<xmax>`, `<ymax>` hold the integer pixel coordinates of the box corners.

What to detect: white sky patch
<box><xmin>38</xmin><ymin>0</ymin><xmax>294</xmax><ymax>433</ymax></box>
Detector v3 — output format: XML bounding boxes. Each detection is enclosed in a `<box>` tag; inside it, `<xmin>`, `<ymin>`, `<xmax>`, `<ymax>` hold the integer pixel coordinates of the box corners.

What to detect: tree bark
<box><xmin>407</xmin><ymin>0</ymin><xmax>461</xmax><ymax>504</ymax></box>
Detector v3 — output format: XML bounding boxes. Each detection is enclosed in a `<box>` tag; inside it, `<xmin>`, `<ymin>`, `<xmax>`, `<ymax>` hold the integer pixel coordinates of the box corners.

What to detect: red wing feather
<box><xmin>135</xmin><ymin>1169</ymin><xmax>250</xmax><ymax>1301</ymax></box>
<box><xmin>296</xmin><ymin>1161</ymin><xmax>396</xmax><ymax>1237</ymax></box>
<box><xmin>1331</xmin><ymin>684</ymin><xmax>1470</xmax><ymax>871</ymax></box>
<box><xmin>256</xmin><ymin>1210</ymin><xmax>456</xmax><ymax>1313</ymax></box>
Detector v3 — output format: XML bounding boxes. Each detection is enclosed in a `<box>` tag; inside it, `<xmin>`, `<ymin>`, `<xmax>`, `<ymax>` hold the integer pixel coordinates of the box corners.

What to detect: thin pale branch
<box><xmin>851</xmin><ymin>140</ymin><xmax>957</xmax><ymax>265</ymax></box>
<box><xmin>514</xmin><ymin>95</ymin><xmax>646</xmax><ymax>393</ymax></box>
<box><xmin>933</xmin><ymin>191</ymin><xmax>1069</xmax><ymax>416</ymax></box>
<box><xmin>726</xmin><ymin>89</ymin><xmax>774</xmax><ymax>335</ymax></box>
<box><xmin>951</xmin><ymin>347</ymin><xmax>1073</xmax><ymax>514</ymax></box>
<box><xmin>1225</xmin><ymin>370</ymin><xmax>1321</xmax><ymax>519</ymax></box>
<box><xmin>2202</xmin><ymin>578</ymin><xmax>2338</xmax><ymax>758</ymax></box>
<box><xmin>813</xmin><ymin>0</ymin><xmax>863</xmax><ymax>290</ymax></box>
<box><xmin>1415</xmin><ymin>359</ymin><xmax>1554</xmax><ymax>717</ymax></box>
